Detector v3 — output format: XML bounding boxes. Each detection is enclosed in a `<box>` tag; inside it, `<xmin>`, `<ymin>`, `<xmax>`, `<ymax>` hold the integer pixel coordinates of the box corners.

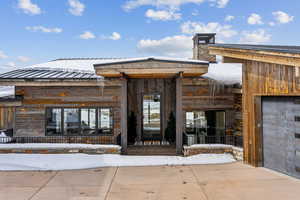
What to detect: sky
<box><xmin>0</xmin><ymin>0</ymin><xmax>298</xmax><ymax>72</ymax></box>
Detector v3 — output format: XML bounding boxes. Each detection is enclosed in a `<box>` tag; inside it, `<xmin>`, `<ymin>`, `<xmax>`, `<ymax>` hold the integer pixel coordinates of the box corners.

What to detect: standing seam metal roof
<box><xmin>0</xmin><ymin>68</ymin><xmax>101</xmax><ymax>79</ymax></box>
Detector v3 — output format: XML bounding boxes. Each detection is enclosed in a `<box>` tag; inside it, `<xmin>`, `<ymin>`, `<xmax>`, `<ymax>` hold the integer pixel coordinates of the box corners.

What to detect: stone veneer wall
<box><xmin>183</xmin><ymin>144</ymin><xmax>243</xmax><ymax>161</ymax></box>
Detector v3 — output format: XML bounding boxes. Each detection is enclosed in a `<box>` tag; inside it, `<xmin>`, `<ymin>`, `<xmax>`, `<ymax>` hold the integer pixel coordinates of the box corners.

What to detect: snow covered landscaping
<box><xmin>0</xmin><ymin>153</ymin><xmax>236</xmax><ymax>171</ymax></box>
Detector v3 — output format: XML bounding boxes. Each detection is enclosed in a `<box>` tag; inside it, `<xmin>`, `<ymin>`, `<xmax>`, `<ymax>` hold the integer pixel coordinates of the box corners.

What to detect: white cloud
<box><xmin>101</xmin><ymin>32</ymin><xmax>122</xmax><ymax>40</ymax></box>
<box><xmin>5</xmin><ymin>62</ymin><xmax>17</xmax><ymax>68</ymax></box>
<box><xmin>269</xmin><ymin>22</ymin><xmax>275</xmax><ymax>27</ymax></box>
<box><xmin>181</xmin><ymin>21</ymin><xmax>237</xmax><ymax>42</ymax></box>
<box><xmin>68</xmin><ymin>0</ymin><xmax>85</xmax><ymax>16</ymax></box>
<box><xmin>123</xmin><ymin>0</ymin><xmax>229</xmax><ymax>11</ymax></box>
<box><xmin>0</xmin><ymin>51</ymin><xmax>8</xmax><ymax>59</ymax></box>
<box><xmin>210</xmin><ymin>0</ymin><xmax>229</xmax><ymax>8</ymax></box>
<box><xmin>240</xmin><ymin>29</ymin><xmax>271</xmax><ymax>44</ymax></box>
<box><xmin>192</xmin><ymin>9</ymin><xmax>199</xmax><ymax>16</ymax></box>
<box><xmin>18</xmin><ymin>0</ymin><xmax>41</xmax><ymax>15</ymax></box>
<box><xmin>79</xmin><ymin>31</ymin><xmax>96</xmax><ymax>40</ymax></box>
<box><xmin>137</xmin><ymin>35</ymin><xmax>193</xmax><ymax>57</ymax></box>
<box><xmin>26</xmin><ymin>26</ymin><xmax>63</xmax><ymax>33</ymax></box>
<box><xmin>109</xmin><ymin>32</ymin><xmax>121</xmax><ymax>40</ymax></box>
<box><xmin>225</xmin><ymin>15</ymin><xmax>235</xmax><ymax>22</ymax></box>
<box><xmin>247</xmin><ymin>13</ymin><xmax>263</xmax><ymax>25</ymax></box>
<box><xmin>145</xmin><ymin>9</ymin><xmax>181</xmax><ymax>21</ymax></box>
<box><xmin>17</xmin><ymin>56</ymin><xmax>30</xmax><ymax>63</ymax></box>
<box><xmin>272</xmin><ymin>11</ymin><xmax>294</xmax><ymax>24</ymax></box>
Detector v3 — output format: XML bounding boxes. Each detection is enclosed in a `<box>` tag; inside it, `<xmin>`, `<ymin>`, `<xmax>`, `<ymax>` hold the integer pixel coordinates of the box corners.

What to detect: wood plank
<box><xmin>176</xmin><ymin>74</ymin><xmax>183</xmax><ymax>154</ymax></box>
<box><xmin>120</xmin><ymin>78</ymin><xmax>128</xmax><ymax>153</ymax></box>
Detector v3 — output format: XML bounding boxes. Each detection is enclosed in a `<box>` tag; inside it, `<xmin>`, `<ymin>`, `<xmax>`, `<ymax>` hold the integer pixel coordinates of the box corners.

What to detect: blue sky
<box><xmin>0</xmin><ymin>0</ymin><xmax>298</xmax><ymax>71</ymax></box>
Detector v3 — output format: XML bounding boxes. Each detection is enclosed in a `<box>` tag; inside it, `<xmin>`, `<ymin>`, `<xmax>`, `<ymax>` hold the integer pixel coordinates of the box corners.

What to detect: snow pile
<box><xmin>0</xmin><ymin>143</ymin><xmax>121</xmax><ymax>150</ymax></box>
<box><xmin>0</xmin><ymin>153</ymin><xmax>236</xmax><ymax>171</ymax></box>
<box><xmin>205</xmin><ymin>63</ymin><xmax>242</xmax><ymax>85</ymax></box>
<box><xmin>0</xmin><ymin>86</ymin><xmax>14</xmax><ymax>97</ymax></box>
<box><xmin>0</xmin><ymin>131</ymin><xmax>12</xmax><ymax>144</ymax></box>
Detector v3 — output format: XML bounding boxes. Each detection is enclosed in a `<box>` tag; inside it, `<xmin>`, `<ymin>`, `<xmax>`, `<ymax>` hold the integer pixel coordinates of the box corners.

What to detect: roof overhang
<box><xmin>93</xmin><ymin>57</ymin><xmax>208</xmax><ymax>78</ymax></box>
<box><xmin>209</xmin><ymin>45</ymin><xmax>300</xmax><ymax>66</ymax></box>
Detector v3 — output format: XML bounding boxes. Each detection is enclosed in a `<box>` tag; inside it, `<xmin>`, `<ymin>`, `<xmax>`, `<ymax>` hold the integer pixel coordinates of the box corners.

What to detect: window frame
<box><xmin>45</xmin><ymin>107</ymin><xmax>113</xmax><ymax>136</ymax></box>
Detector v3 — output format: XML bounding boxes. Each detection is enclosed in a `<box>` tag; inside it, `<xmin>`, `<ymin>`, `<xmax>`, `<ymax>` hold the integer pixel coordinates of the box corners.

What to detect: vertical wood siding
<box><xmin>0</xmin><ymin>107</ymin><xmax>15</xmax><ymax>130</ymax></box>
<box><xmin>241</xmin><ymin>60</ymin><xmax>299</xmax><ymax>166</ymax></box>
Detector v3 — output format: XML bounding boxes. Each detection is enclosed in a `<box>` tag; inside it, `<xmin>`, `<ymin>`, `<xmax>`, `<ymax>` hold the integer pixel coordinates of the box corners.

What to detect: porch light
<box><xmin>153</xmin><ymin>94</ymin><xmax>160</xmax><ymax>102</ymax></box>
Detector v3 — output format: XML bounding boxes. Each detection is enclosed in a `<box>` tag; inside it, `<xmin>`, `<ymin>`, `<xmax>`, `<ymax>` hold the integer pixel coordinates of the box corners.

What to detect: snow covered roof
<box><xmin>30</xmin><ymin>58</ymin><xmax>121</xmax><ymax>72</ymax></box>
<box><xmin>29</xmin><ymin>57</ymin><xmax>208</xmax><ymax>71</ymax></box>
<box><xmin>0</xmin><ymin>58</ymin><xmax>241</xmax><ymax>86</ymax></box>
<box><xmin>204</xmin><ymin>63</ymin><xmax>242</xmax><ymax>85</ymax></box>
<box><xmin>93</xmin><ymin>56</ymin><xmax>208</xmax><ymax>67</ymax></box>
<box><xmin>0</xmin><ymin>86</ymin><xmax>14</xmax><ymax>98</ymax></box>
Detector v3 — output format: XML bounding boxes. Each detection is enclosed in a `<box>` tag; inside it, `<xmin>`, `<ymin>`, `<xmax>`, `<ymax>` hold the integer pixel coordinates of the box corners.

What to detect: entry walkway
<box><xmin>1</xmin><ymin>162</ymin><xmax>300</xmax><ymax>200</ymax></box>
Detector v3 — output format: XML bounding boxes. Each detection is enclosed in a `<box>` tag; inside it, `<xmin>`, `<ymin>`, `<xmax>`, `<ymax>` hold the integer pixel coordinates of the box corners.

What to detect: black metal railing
<box><xmin>184</xmin><ymin>134</ymin><xmax>243</xmax><ymax>148</ymax></box>
<box><xmin>0</xmin><ymin>136</ymin><xmax>115</xmax><ymax>145</ymax></box>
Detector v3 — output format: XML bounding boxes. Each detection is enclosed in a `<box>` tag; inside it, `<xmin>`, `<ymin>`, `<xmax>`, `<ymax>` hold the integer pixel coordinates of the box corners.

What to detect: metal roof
<box><xmin>210</xmin><ymin>44</ymin><xmax>300</xmax><ymax>54</ymax></box>
<box><xmin>0</xmin><ymin>68</ymin><xmax>101</xmax><ymax>80</ymax></box>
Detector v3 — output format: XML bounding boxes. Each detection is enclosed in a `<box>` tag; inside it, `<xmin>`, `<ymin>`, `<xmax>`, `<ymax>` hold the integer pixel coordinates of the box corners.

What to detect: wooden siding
<box><xmin>182</xmin><ymin>77</ymin><xmax>235</xmax><ymax>111</ymax></box>
<box><xmin>15</xmin><ymin>84</ymin><xmax>122</xmax><ymax>139</ymax></box>
<box><xmin>0</xmin><ymin>107</ymin><xmax>14</xmax><ymax>130</ymax></box>
<box><xmin>227</xmin><ymin>58</ymin><xmax>300</xmax><ymax>166</ymax></box>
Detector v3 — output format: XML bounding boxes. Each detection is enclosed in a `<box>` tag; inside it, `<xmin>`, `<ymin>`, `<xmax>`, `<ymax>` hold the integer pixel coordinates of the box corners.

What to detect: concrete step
<box><xmin>127</xmin><ymin>145</ymin><xmax>177</xmax><ymax>156</ymax></box>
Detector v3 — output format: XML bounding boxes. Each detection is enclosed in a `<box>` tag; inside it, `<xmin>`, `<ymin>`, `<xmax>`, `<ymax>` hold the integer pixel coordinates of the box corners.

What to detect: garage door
<box><xmin>262</xmin><ymin>97</ymin><xmax>300</xmax><ymax>178</ymax></box>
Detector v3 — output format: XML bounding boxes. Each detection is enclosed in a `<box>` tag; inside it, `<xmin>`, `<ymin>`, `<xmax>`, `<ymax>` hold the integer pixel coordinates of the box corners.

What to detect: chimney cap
<box><xmin>193</xmin><ymin>33</ymin><xmax>216</xmax><ymax>44</ymax></box>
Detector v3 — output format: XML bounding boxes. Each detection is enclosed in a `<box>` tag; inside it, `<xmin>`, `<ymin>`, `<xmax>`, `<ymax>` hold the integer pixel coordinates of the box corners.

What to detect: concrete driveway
<box><xmin>1</xmin><ymin>162</ymin><xmax>300</xmax><ymax>200</ymax></box>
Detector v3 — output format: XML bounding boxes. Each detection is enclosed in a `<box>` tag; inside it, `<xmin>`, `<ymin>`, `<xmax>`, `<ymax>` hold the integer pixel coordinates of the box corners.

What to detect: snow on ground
<box><xmin>205</xmin><ymin>63</ymin><xmax>242</xmax><ymax>84</ymax></box>
<box><xmin>0</xmin><ymin>143</ymin><xmax>121</xmax><ymax>150</ymax></box>
<box><xmin>0</xmin><ymin>153</ymin><xmax>236</xmax><ymax>171</ymax></box>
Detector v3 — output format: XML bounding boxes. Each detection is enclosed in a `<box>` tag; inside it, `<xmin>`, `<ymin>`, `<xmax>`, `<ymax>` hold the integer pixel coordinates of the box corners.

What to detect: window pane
<box><xmin>64</xmin><ymin>108</ymin><xmax>80</xmax><ymax>135</ymax></box>
<box><xmin>46</xmin><ymin>108</ymin><xmax>62</xmax><ymax>135</ymax></box>
<box><xmin>143</xmin><ymin>95</ymin><xmax>160</xmax><ymax>132</ymax></box>
<box><xmin>98</xmin><ymin>108</ymin><xmax>112</xmax><ymax>134</ymax></box>
<box><xmin>81</xmin><ymin>108</ymin><xmax>96</xmax><ymax>135</ymax></box>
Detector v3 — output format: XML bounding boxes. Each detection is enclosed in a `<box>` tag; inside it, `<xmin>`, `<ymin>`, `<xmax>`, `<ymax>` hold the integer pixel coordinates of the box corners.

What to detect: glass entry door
<box><xmin>142</xmin><ymin>94</ymin><xmax>161</xmax><ymax>140</ymax></box>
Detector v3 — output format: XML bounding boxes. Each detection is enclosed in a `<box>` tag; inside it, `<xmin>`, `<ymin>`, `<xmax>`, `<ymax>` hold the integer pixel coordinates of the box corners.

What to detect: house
<box><xmin>0</xmin><ymin>34</ymin><xmax>242</xmax><ymax>155</ymax></box>
<box><xmin>209</xmin><ymin>44</ymin><xmax>300</xmax><ymax>178</ymax></box>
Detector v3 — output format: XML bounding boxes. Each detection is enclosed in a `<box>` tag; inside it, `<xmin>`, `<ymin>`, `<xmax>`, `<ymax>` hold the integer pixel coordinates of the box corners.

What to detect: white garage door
<box><xmin>262</xmin><ymin>97</ymin><xmax>300</xmax><ymax>178</ymax></box>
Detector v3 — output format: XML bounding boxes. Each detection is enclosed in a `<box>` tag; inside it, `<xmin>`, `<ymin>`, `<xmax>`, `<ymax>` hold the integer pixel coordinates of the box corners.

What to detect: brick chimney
<box><xmin>193</xmin><ymin>33</ymin><xmax>216</xmax><ymax>62</ymax></box>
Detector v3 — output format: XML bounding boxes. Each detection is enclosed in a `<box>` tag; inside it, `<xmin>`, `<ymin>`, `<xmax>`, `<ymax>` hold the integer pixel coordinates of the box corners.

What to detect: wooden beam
<box><xmin>96</xmin><ymin>67</ymin><xmax>208</xmax><ymax>78</ymax></box>
<box><xmin>176</xmin><ymin>73</ymin><xmax>183</xmax><ymax>154</ymax></box>
<box><xmin>209</xmin><ymin>47</ymin><xmax>300</xmax><ymax>66</ymax></box>
<box><xmin>120</xmin><ymin>78</ymin><xmax>128</xmax><ymax>154</ymax></box>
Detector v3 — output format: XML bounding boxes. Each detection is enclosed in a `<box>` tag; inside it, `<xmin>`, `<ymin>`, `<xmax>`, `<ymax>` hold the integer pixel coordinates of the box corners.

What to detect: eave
<box><xmin>94</xmin><ymin>58</ymin><xmax>209</xmax><ymax>78</ymax></box>
<box><xmin>209</xmin><ymin>46</ymin><xmax>300</xmax><ymax>66</ymax></box>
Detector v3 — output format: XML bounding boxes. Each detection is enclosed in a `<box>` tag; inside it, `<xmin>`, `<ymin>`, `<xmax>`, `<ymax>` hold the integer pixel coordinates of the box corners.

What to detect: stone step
<box><xmin>127</xmin><ymin>145</ymin><xmax>177</xmax><ymax>156</ymax></box>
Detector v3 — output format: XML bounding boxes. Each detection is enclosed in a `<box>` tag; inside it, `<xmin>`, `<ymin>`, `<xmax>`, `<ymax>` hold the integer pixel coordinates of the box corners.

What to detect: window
<box><xmin>46</xmin><ymin>108</ymin><xmax>113</xmax><ymax>136</ymax></box>
<box><xmin>46</xmin><ymin>108</ymin><xmax>62</xmax><ymax>135</ymax></box>
<box><xmin>185</xmin><ymin>110</ymin><xmax>226</xmax><ymax>136</ymax></box>
<box><xmin>81</xmin><ymin>108</ymin><xmax>96</xmax><ymax>135</ymax></box>
<box><xmin>64</xmin><ymin>108</ymin><xmax>80</xmax><ymax>135</ymax></box>
<box><xmin>98</xmin><ymin>108</ymin><xmax>113</xmax><ymax>134</ymax></box>
<box><xmin>185</xmin><ymin>111</ymin><xmax>207</xmax><ymax>136</ymax></box>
